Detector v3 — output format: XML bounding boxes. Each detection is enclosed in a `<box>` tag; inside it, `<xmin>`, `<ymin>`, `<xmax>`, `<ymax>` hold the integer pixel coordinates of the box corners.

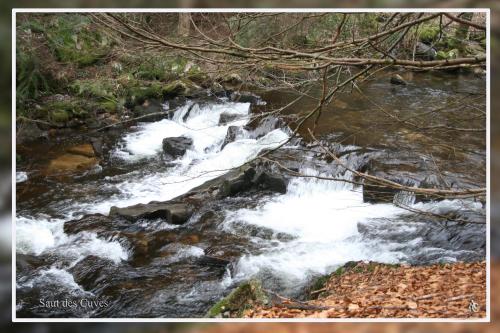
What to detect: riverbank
<box><xmin>237</xmin><ymin>261</ymin><xmax>486</xmax><ymax>319</ymax></box>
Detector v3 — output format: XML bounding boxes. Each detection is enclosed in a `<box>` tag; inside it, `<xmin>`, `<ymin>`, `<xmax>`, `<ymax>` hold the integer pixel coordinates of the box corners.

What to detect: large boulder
<box><xmin>162</xmin><ymin>136</ymin><xmax>193</xmax><ymax>159</ymax></box>
<box><xmin>109</xmin><ymin>202</ymin><xmax>193</xmax><ymax>225</ymax></box>
<box><xmin>221</xmin><ymin>126</ymin><xmax>244</xmax><ymax>150</ymax></box>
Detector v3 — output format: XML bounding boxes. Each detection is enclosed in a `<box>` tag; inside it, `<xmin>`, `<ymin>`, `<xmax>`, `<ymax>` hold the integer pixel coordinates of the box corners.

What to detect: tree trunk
<box><xmin>178</xmin><ymin>13</ymin><xmax>191</xmax><ymax>37</ymax></box>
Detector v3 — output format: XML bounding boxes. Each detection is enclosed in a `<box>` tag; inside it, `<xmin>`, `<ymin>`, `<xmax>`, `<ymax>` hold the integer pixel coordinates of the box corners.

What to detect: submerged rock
<box><xmin>162</xmin><ymin>136</ymin><xmax>193</xmax><ymax>159</ymax></box>
<box><xmin>109</xmin><ymin>202</ymin><xmax>193</xmax><ymax>225</ymax></box>
<box><xmin>67</xmin><ymin>143</ymin><xmax>95</xmax><ymax>157</ymax></box>
<box><xmin>46</xmin><ymin>153</ymin><xmax>98</xmax><ymax>175</ymax></box>
<box><xmin>206</xmin><ymin>279</ymin><xmax>269</xmax><ymax>318</ymax></box>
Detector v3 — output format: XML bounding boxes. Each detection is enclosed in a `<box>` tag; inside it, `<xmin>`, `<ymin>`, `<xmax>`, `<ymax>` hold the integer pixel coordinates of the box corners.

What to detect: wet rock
<box><xmin>390</xmin><ymin>74</ymin><xmax>407</xmax><ymax>86</ymax></box>
<box><xmin>16</xmin><ymin>122</ymin><xmax>48</xmax><ymax>144</ymax></box>
<box><xmin>109</xmin><ymin>202</ymin><xmax>193</xmax><ymax>225</ymax></box>
<box><xmin>219</xmin><ymin>167</ymin><xmax>256</xmax><ymax>197</ymax></box>
<box><xmin>46</xmin><ymin>153</ymin><xmax>98</xmax><ymax>175</ymax></box>
<box><xmin>219</xmin><ymin>167</ymin><xmax>288</xmax><ymax>197</ymax></box>
<box><xmin>362</xmin><ymin>181</ymin><xmax>397</xmax><ymax>203</ymax></box>
<box><xmin>253</xmin><ymin>171</ymin><xmax>288</xmax><ymax>194</ymax></box>
<box><xmin>206</xmin><ymin>279</ymin><xmax>268</xmax><ymax>318</ymax></box>
<box><xmin>195</xmin><ymin>255</ymin><xmax>230</xmax><ymax>269</ymax></box>
<box><xmin>90</xmin><ymin>137</ymin><xmax>104</xmax><ymax>157</ymax></box>
<box><xmin>132</xmin><ymin>98</ymin><xmax>166</xmax><ymax>121</ymax></box>
<box><xmin>69</xmin><ymin>255</ymin><xmax>119</xmax><ymax>290</ymax></box>
<box><xmin>162</xmin><ymin>136</ymin><xmax>193</xmax><ymax>159</ymax></box>
<box><xmin>245</xmin><ymin>116</ymin><xmax>284</xmax><ymax>139</ymax></box>
<box><xmin>221</xmin><ymin>126</ymin><xmax>244</xmax><ymax>150</ymax></box>
<box><xmin>415</xmin><ymin>42</ymin><xmax>437</xmax><ymax>60</ymax></box>
<box><xmin>64</xmin><ymin>214</ymin><xmax>115</xmax><ymax>235</ymax></box>
<box><xmin>218</xmin><ymin>112</ymin><xmax>243</xmax><ymax>125</ymax></box>
<box><xmin>67</xmin><ymin>143</ymin><xmax>95</xmax><ymax>158</ymax></box>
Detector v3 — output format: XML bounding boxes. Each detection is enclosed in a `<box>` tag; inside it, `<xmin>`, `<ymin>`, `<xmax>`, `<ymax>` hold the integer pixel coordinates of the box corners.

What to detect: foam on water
<box><xmin>223</xmin><ymin>172</ymin><xmax>407</xmax><ymax>284</ymax></box>
<box><xmin>16</xmin><ymin>171</ymin><xmax>28</xmax><ymax>183</ymax></box>
<box><xmin>87</xmin><ymin>102</ymin><xmax>288</xmax><ymax>214</ymax></box>
<box><xmin>16</xmin><ymin>216</ymin><xmax>128</xmax><ymax>264</ymax></box>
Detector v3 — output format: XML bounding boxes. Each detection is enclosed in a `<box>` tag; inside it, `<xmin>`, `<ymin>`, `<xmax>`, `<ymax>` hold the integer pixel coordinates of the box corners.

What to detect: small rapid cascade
<box><xmin>16</xmin><ymin>93</ymin><xmax>486</xmax><ymax>317</ymax></box>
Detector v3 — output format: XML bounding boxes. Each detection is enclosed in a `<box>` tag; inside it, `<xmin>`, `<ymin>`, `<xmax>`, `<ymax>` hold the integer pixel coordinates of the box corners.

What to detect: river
<box><xmin>15</xmin><ymin>70</ymin><xmax>486</xmax><ymax>318</ymax></box>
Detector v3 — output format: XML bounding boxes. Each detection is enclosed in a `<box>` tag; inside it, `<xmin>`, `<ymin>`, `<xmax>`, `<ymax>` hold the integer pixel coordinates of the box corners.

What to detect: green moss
<box><xmin>419</xmin><ymin>25</ymin><xmax>440</xmax><ymax>44</ymax></box>
<box><xmin>45</xmin><ymin>14</ymin><xmax>111</xmax><ymax>67</ymax></box>
<box><xmin>162</xmin><ymin>80</ymin><xmax>188</xmax><ymax>97</ymax></box>
<box><xmin>70</xmin><ymin>79</ymin><xmax>116</xmax><ymax>99</ymax></box>
<box><xmin>206</xmin><ymin>280</ymin><xmax>269</xmax><ymax>318</ymax></box>
<box><xmin>49</xmin><ymin>109</ymin><xmax>70</xmax><ymax>124</ymax></box>
<box><xmin>436</xmin><ymin>48</ymin><xmax>459</xmax><ymax>60</ymax></box>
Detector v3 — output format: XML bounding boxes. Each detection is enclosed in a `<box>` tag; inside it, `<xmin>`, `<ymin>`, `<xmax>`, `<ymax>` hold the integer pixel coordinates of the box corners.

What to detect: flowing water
<box><xmin>15</xmin><ymin>71</ymin><xmax>486</xmax><ymax>318</ymax></box>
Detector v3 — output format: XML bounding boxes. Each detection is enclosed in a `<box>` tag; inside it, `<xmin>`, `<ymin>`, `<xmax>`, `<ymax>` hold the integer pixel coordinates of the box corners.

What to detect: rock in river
<box><xmin>221</xmin><ymin>126</ymin><xmax>244</xmax><ymax>150</ymax></box>
<box><xmin>390</xmin><ymin>74</ymin><xmax>407</xmax><ymax>86</ymax></box>
<box><xmin>162</xmin><ymin>136</ymin><xmax>193</xmax><ymax>159</ymax></box>
<box><xmin>109</xmin><ymin>202</ymin><xmax>193</xmax><ymax>225</ymax></box>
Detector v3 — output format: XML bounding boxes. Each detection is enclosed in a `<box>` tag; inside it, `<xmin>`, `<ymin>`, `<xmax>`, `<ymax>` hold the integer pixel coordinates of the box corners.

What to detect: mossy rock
<box><xmin>49</xmin><ymin>109</ymin><xmax>70</xmax><ymax>124</ymax></box>
<box><xmin>70</xmin><ymin>79</ymin><xmax>117</xmax><ymax>100</ymax></box>
<box><xmin>206</xmin><ymin>279</ymin><xmax>269</xmax><ymax>318</ymax></box>
<box><xmin>127</xmin><ymin>84</ymin><xmax>163</xmax><ymax>105</ymax></box>
<box><xmin>162</xmin><ymin>80</ymin><xmax>189</xmax><ymax>97</ymax></box>
<box><xmin>45</xmin><ymin>15</ymin><xmax>111</xmax><ymax>67</ymax></box>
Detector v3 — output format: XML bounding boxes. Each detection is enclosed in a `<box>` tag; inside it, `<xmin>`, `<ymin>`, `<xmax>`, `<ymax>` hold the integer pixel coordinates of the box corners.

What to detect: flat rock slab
<box><xmin>67</xmin><ymin>143</ymin><xmax>96</xmax><ymax>157</ymax></box>
<box><xmin>109</xmin><ymin>202</ymin><xmax>193</xmax><ymax>225</ymax></box>
<box><xmin>46</xmin><ymin>153</ymin><xmax>98</xmax><ymax>175</ymax></box>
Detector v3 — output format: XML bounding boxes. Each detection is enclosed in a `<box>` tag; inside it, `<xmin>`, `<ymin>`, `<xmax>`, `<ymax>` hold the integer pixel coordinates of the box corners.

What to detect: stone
<box><xmin>67</xmin><ymin>143</ymin><xmax>95</xmax><ymax>157</ymax></box>
<box><xmin>109</xmin><ymin>202</ymin><xmax>193</xmax><ymax>225</ymax></box>
<box><xmin>219</xmin><ymin>167</ymin><xmax>256</xmax><ymax>197</ymax></box>
<box><xmin>218</xmin><ymin>112</ymin><xmax>243</xmax><ymax>125</ymax></box>
<box><xmin>132</xmin><ymin>98</ymin><xmax>166</xmax><ymax>121</ymax></box>
<box><xmin>221</xmin><ymin>126</ymin><xmax>244</xmax><ymax>150</ymax></box>
<box><xmin>46</xmin><ymin>153</ymin><xmax>98</xmax><ymax>175</ymax></box>
<box><xmin>390</xmin><ymin>74</ymin><xmax>407</xmax><ymax>86</ymax></box>
<box><xmin>253</xmin><ymin>172</ymin><xmax>288</xmax><ymax>194</ymax></box>
<box><xmin>90</xmin><ymin>137</ymin><xmax>104</xmax><ymax>157</ymax></box>
<box><xmin>415</xmin><ymin>41</ymin><xmax>437</xmax><ymax>60</ymax></box>
<box><xmin>162</xmin><ymin>136</ymin><xmax>193</xmax><ymax>159</ymax></box>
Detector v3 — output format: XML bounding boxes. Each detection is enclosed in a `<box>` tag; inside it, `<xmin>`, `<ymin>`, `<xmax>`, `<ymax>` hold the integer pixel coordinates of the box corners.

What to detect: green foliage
<box><xmin>16</xmin><ymin>49</ymin><xmax>52</xmax><ymax>103</ymax></box>
<box><xmin>436</xmin><ymin>49</ymin><xmax>459</xmax><ymax>60</ymax></box>
<box><xmin>419</xmin><ymin>25</ymin><xmax>440</xmax><ymax>44</ymax></box>
<box><xmin>45</xmin><ymin>14</ymin><xmax>111</xmax><ymax>67</ymax></box>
